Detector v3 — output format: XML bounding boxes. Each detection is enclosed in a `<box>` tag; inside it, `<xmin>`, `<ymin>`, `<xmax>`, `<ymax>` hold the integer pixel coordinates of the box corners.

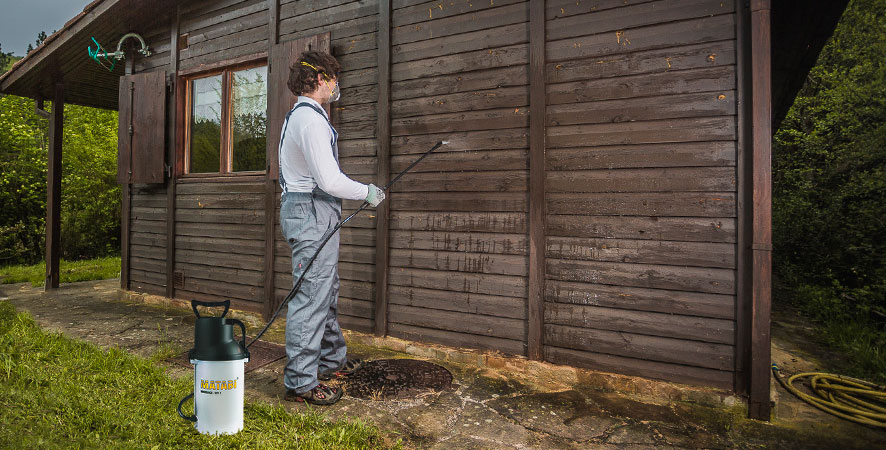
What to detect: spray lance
<box><xmin>177</xmin><ymin>140</ymin><xmax>447</xmax><ymax>434</ymax></box>
<box><xmin>247</xmin><ymin>140</ymin><xmax>448</xmax><ymax>348</ymax></box>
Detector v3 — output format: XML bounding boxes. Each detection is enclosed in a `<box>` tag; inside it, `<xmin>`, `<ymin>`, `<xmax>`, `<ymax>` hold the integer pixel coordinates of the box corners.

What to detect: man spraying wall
<box><xmin>277</xmin><ymin>51</ymin><xmax>385</xmax><ymax>405</ymax></box>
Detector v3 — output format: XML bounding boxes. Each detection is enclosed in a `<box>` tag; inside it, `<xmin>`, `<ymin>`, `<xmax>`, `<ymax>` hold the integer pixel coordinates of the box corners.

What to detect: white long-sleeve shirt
<box><xmin>279</xmin><ymin>96</ymin><xmax>369</xmax><ymax>200</ymax></box>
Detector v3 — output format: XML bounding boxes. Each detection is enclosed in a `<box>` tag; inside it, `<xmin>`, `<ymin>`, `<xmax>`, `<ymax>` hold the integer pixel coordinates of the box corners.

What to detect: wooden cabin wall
<box><xmin>273</xmin><ymin>0</ymin><xmax>382</xmax><ymax>333</ymax></box>
<box><xmin>129</xmin><ymin>184</ymin><xmax>167</xmax><ymax>295</ymax></box>
<box><xmin>541</xmin><ymin>0</ymin><xmax>738</xmax><ymax>389</ymax></box>
<box><xmin>117</xmin><ymin>0</ymin><xmax>745</xmax><ymax>390</ymax></box>
<box><xmin>385</xmin><ymin>0</ymin><xmax>531</xmax><ymax>355</ymax></box>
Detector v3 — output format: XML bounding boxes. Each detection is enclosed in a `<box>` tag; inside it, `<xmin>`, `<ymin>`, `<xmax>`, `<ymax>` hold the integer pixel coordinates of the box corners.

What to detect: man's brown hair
<box><xmin>288</xmin><ymin>51</ymin><xmax>341</xmax><ymax>96</ymax></box>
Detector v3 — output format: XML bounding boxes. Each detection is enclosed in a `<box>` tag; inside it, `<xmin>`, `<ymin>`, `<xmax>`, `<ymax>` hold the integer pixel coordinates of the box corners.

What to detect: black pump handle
<box><xmin>191</xmin><ymin>300</ymin><xmax>230</xmax><ymax>318</ymax></box>
<box><xmin>228</xmin><ymin>318</ymin><xmax>249</xmax><ymax>355</ymax></box>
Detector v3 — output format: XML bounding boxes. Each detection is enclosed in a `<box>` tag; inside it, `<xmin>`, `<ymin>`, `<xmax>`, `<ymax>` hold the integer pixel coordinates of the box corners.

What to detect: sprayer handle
<box><xmin>229</xmin><ymin>318</ymin><xmax>248</xmax><ymax>352</ymax></box>
<box><xmin>191</xmin><ymin>300</ymin><xmax>230</xmax><ymax>318</ymax></box>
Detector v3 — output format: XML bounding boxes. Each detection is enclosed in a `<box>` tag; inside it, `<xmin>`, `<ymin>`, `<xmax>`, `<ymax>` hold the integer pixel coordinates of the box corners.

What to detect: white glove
<box><xmin>365</xmin><ymin>184</ymin><xmax>385</xmax><ymax>207</ymax></box>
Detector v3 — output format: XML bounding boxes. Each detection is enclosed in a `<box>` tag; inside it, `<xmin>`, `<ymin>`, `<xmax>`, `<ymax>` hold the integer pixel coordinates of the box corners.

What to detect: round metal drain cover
<box><xmin>343</xmin><ymin>359</ymin><xmax>453</xmax><ymax>399</ymax></box>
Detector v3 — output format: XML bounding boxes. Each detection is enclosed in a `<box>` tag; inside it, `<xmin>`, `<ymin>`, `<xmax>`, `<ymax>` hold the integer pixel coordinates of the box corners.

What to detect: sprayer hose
<box><xmin>772</xmin><ymin>364</ymin><xmax>886</xmax><ymax>427</ymax></box>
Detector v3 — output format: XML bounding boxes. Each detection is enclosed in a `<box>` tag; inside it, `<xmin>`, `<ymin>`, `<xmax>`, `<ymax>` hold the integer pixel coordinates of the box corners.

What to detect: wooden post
<box><xmin>527</xmin><ymin>0</ymin><xmax>546</xmax><ymax>359</ymax></box>
<box><xmin>263</xmin><ymin>0</ymin><xmax>281</xmax><ymax>320</ymax></box>
<box><xmin>748</xmin><ymin>0</ymin><xmax>773</xmax><ymax>421</ymax></box>
<box><xmin>121</xmin><ymin>56</ymin><xmax>134</xmax><ymax>291</ymax></box>
<box><xmin>374</xmin><ymin>0</ymin><xmax>392</xmax><ymax>337</ymax></box>
<box><xmin>734</xmin><ymin>0</ymin><xmax>753</xmax><ymax>397</ymax></box>
<box><xmin>44</xmin><ymin>82</ymin><xmax>64</xmax><ymax>290</ymax></box>
<box><xmin>166</xmin><ymin>6</ymin><xmax>180</xmax><ymax>299</ymax></box>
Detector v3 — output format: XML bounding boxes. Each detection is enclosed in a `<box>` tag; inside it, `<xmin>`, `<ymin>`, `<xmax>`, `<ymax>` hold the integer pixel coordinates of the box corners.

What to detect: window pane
<box><xmin>189</xmin><ymin>75</ymin><xmax>222</xmax><ymax>173</ymax></box>
<box><xmin>231</xmin><ymin>66</ymin><xmax>267</xmax><ymax>172</ymax></box>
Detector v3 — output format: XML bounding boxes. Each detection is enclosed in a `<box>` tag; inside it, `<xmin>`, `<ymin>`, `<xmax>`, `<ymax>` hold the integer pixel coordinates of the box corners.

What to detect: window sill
<box><xmin>178</xmin><ymin>172</ymin><xmax>267</xmax><ymax>183</ymax></box>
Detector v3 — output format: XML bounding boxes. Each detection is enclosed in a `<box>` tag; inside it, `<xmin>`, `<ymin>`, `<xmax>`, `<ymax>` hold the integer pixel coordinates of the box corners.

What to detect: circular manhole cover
<box><xmin>343</xmin><ymin>359</ymin><xmax>453</xmax><ymax>400</ymax></box>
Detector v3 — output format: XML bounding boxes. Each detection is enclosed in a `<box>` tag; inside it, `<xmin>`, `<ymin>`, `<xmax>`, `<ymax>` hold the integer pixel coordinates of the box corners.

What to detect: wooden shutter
<box><xmin>116</xmin><ymin>71</ymin><xmax>167</xmax><ymax>184</ymax></box>
<box><xmin>266</xmin><ymin>32</ymin><xmax>330</xmax><ymax>180</ymax></box>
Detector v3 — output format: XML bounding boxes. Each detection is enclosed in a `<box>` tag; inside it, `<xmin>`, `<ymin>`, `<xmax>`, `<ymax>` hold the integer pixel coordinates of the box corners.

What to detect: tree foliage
<box><xmin>1</xmin><ymin>36</ymin><xmax>119</xmax><ymax>265</ymax></box>
<box><xmin>773</xmin><ymin>0</ymin><xmax>886</xmax><ymax>324</ymax></box>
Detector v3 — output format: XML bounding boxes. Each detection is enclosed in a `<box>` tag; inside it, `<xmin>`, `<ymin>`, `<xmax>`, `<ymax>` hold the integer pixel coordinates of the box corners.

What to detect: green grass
<box><xmin>0</xmin><ymin>256</ymin><xmax>121</xmax><ymax>286</ymax></box>
<box><xmin>0</xmin><ymin>301</ymin><xmax>401</xmax><ymax>449</ymax></box>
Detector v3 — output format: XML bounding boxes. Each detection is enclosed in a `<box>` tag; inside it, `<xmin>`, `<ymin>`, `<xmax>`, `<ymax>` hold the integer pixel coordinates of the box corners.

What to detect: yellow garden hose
<box><xmin>772</xmin><ymin>363</ymin><xmax>886</xmax><ymax>427</ymax></box>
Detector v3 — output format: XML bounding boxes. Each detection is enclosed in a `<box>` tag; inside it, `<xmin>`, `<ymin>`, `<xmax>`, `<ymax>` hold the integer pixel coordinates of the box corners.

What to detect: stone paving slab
<box><xmin>2</xmin><ymin>280</ymin><xmax>885</xmax><ymax>449</ymax></box>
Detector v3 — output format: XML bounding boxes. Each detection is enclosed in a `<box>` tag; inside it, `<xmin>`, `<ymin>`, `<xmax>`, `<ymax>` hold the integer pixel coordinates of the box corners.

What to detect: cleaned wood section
<box><xmin>129</xmin><ymin>187</ymin><xmax>167</xmax><ymax>297</ymax></box>
<box><xmin>541</xmin><ymin>0</ymin><xmax>740</xmax><ymax>388</ymax></box>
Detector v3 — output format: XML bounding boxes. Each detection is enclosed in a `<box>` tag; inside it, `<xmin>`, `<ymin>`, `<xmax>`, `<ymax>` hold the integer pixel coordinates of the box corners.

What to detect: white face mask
<box><xmin>325</xmin><ymin>79</ymin><xmax>340</xmax><ymax>103</ymax></box>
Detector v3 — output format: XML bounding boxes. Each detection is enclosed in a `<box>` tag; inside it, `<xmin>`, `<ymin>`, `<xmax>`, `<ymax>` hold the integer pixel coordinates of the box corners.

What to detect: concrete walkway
<box><xmin>2</xmin><ymin>279</ymin><xmax>883</xmax><ymax>449</ymax></box>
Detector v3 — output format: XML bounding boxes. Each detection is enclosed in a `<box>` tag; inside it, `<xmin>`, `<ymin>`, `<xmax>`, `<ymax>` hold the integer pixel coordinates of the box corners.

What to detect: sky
<box><xmin>0</xmin><ymin>0</ymin><xmax>90</xmax><ymax>56</ymax></box>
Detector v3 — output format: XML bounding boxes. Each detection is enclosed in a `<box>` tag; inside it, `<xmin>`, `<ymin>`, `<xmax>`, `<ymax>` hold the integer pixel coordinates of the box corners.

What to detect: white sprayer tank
<box><xmin>178</xmin><ymin>300</ymin><xmax>250</xmax><ymax>435</ymax></box>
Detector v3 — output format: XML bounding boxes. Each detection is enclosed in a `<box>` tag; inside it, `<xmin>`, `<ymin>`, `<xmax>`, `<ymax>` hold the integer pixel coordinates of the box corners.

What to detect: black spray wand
<box><xmin>247</xmin><ymin>140</ymin><xmax>447</xmax><ymax>347</ymax></box>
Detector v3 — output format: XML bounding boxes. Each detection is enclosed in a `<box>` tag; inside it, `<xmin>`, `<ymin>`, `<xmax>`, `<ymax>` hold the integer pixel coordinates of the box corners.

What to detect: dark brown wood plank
<box><xmin>547</xmin><ymin>67</ymin><xmax>735</xmax><ymax>106</ymax></box>
<box><xmin>392</xmin><ymin>0</ymin><xmax>525</xmax><ymax>27</ymax></box>
<box><xmin>176</xmin><ymin>221</ymin><xmax>265</xmax><ymax>238</ymax></box>
<box><xmin>393</xmin><ymin>22</ymin><xmax>527</xmax><ymax>64</ymax></box>
<box><xmin>545</xmin><ymin>324</ymin><xmax>733</xmax><ymax>371</ymax></box>
<box><xmin>176</xmin><ymin>248</ymin><xmax>263</xmax><ymax>271</ymax></box>
<box><xmin>748</xmin><ymin>0</ymin><xmax>772</xmax><ymax>421</ymax></box>
<box><xmin>392</xmin><ymin>44</ymin><xmax>528</xmax><ymax>82</ymax></box>
<box><xmin>175</xmin><ymin>208</ymin><xmax>266</xmax><ymax>224</ymax></box>
<box><xmin>176</xmin><ymin>182</ymin><xmax>266</xmax><ymax>195</ymax></box>
<box><xmin>547</xmin><ymin>117</ymin><xmax>735</xmax><ymax>149</ymax></box>
<box><xmin>131</xmin><ymin>257</ymin><xmax>167</xmax><ymax>274</ymax></box>
<box><xmin>375</xmin><ymin>0</ymin><xmax>392</xmax><ymax>337</ymax></box>
<box><xmin>734</xmin><ymin>0</ymin><xmax>752</xmax><ymax>398</ymax></box>
<box><xmin>546</xmin><ymin>40</ymin><xmax>735</xmax><ymax>85</ymax></box>
<box><xmin>546</xmin><ymin>167</ymin><xmax>736</xmax><ymax>193</ymax></box>
<box><xmin>166</xmin><ymin>6</ymin><xmax>180</xmax><ymax>300</ymax></box>
<box><xmin>389</xmin><ymin>267</ymin><xmax>527</xmax><ymax>298</ymax></box>
<box><xmin>547</xmin><ymin>91</ymin><xmax>736</xmax><ymax>126</ymax></box>
<box><xmin>546</xmin><ymin>192</ymin><xmax>735</xmax><ymax>217</ymax></box>
<box><xmin>391</xmin><ymin>192</ymin><xmax>527</xmax><ymax>212</ymax></box>
<box><xmin>389</xmin><ymin>323</ymin><xmax>526</xmax><ymax>355</ymax></box>
<box><xmin>44</xmin><ymin>83</ymin><xmax>63</xmax><ymax>290</ymax></box>
<box><xmin>339</xmin><ymin>315</ymin><xmax>375</xmax><ymax>333</ymax></box>
<box><xmin>391</xmin><ymin>171</ymin><xmax>527</xmax><ymax>192</ymax></box>
<box><xmin>392</xmin><ymin>149</ymin><xmax>528</xmax><ymax>173</ymax></box>
<box><xmin>392</xmin><ymin>86</ymin><xmax>528</xmax><ymax>119</ymax></box>
<box><xmin>546</xmin><ymin>258</ymin><xmax>734</xmax><ymax>295</ymax></box>
<box><xmin>389</xmin><ymin>248</ymin><xmax>527</xmax><ymax>276</ymax></box>
<box><xmin>546</xmin><ymin>280</ymin><xmax>734</xmax><ymax>320</ymax></box>
<box><xmin>392</xmin><ymin>65</ymin><xmax>527</xmax><ymax>101</ymax></box>
<box><xmin>176</xmin><ymin>235</ymin><xmax>265</xmax><ymax>255</ymax></box>
<box><xmin>392</xmin><ymin>128</ymin><xmax>528</xmax><ymax>154</ymax></box>
<box><xmin>546</xmin><ymin>0</ymin><xmax>733</xmax><ymax>42</ymax></box>
<box><xmin>544</xmin><ymin>346</ymin><xmax>733</xmax><ymax>390</ymax></box>
<box><xmin>546</xmin><ymin>215</ymin><xmax>735</xmax><ymax>243</ymax></box>
<box><xmin>388</xmin><ymin>285</ymin><xmax>527</xmax><ymax>320</ymax></box>
<box><xmin>389</xmin><ymin>230</ymin><xmax>528</xmax><ymax>255</ymax></box>
<box><xmin>391</xmin><ymin>2</ymin><xmax>527</xmax><ymax>46</ymax></box>
<box><xmin>390</xmin><ymin>304</ymin><xmax>526</xmax><ymax>341</ymax></box>
<box><xmin>390</xmin><ymin>211</ymin><xmax>528</xmax><ymax>234</ymax></box>
<box><xmin>177</xmin><ymin>261</ymin><xmax>265</xmax><ymax>287</ymax></box>
<box><xmin>545</xmin><ymin>142</ymin><xmax>735</xmax><ymax>171</ymax></box>
<box><xmin>339</xmin><ymin>297</ymin><xmax>374</xmax><ymax>319</ymax></box>
<box><xmin>546</xmin><ymin>302</ymin><xmax>734</xmax><ymax>345</ymax></box>
<box><xmin>545</xmin><ymin>14</ymin><xmax>735</xmax><ymax>63</ymax></box>
<box><xmin>528</xmin><ymin>0</ymin><xmax>546</xmax><ymax>361</ymax></box>
<box><xmin>546</xmin><ymin>236</ymin><xmax>735</xmax><ymax>269</ymax></box>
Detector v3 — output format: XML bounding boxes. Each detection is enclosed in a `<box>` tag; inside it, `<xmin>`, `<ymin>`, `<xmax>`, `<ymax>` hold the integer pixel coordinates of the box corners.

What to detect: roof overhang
<box><xmin>0</xmin><ymin>0</ymin><xmax>173</xmax><ymax>110</ymax></box>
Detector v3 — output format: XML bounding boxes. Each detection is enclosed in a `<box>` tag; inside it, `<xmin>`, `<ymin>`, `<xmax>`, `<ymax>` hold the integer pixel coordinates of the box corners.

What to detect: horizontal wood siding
<box><xmin>174</xmin><ymin>182</ymin><xmax>266</xmax><ymax>313</ymax></box>
<box><xmin>275</xmin><ymin>0</ymin><xmax>380</xmax><ymax>333</ymax></box>
<box><xmin>542</xmin><ymin>0</ymin><xmax>738</xmax><ymax>389</ymax></box>
<box><xmin>130</xmin><ymin>185</ymin><xmax>167</xmax><ymax>296</ymax></box>
<box><xmin>385</xmin><ymin>0</ymin><xmax>530</xmax><ymax>355</ymax></box>
<box><xmin>178</xmin><ymin>0</ymin><xmax>270</xmax><ymax>72</ymax></box>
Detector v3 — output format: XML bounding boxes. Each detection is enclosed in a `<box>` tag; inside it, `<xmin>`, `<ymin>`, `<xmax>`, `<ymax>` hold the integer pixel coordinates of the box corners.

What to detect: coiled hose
<box><xmin>772</xmin><ymin>363</ymin><xmax>886</xmax><ymax>427</ymax></box>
